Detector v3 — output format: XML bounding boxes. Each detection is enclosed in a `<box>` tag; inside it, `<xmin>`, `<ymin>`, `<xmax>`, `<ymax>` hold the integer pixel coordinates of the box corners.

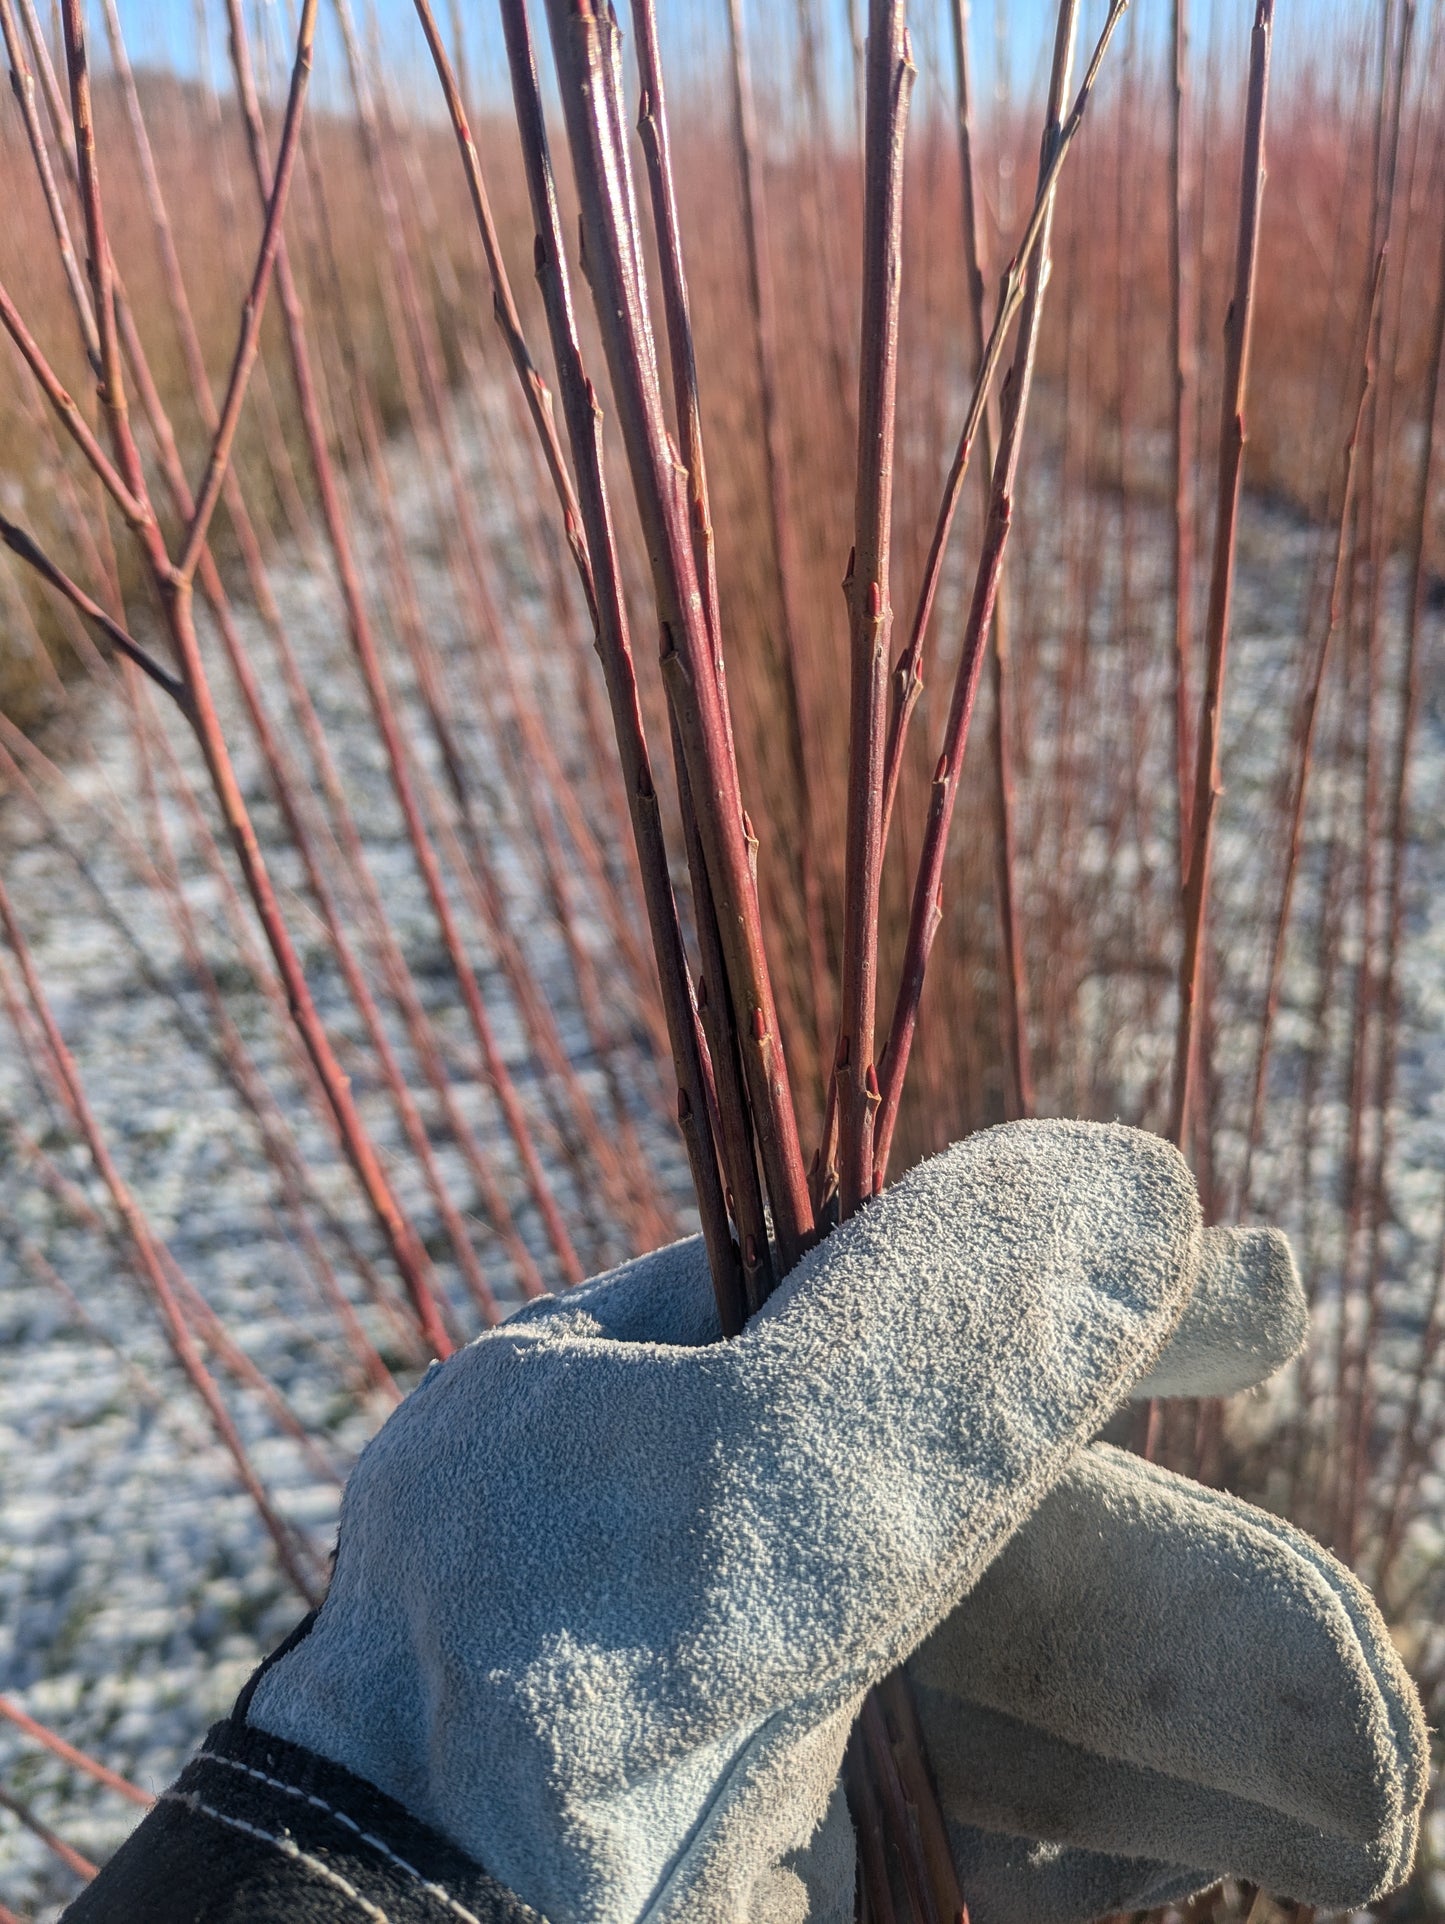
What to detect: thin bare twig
<box><xmin>0</xmin><ymin>1783</ymin><xmax>97</xmax><ymax>1883</ymax></box>
<box><xmin>0</xmin><ymin>279</ymin><xmax>150</xmax><ymax>530</ymax></box>
<box><xmin>1169</xmin><ymin>0</ymin><xmax>1197</xmax><ymax>877</ymax></box>
<box><xmin>722</xmin><ymin>0</ymin><xmax>833</xmax><ymax>1078</ymax></box>
<box><xmin>877</xmin><ymin>0</ymin><xmax>1132</xmax><ymax>839</ymax></box>
<box><xmin>951</xmin><ymin>0</ymin><xmax>1033</xmax><ymax>1121</ymax></box>
<box><xmin>875</xmin><ymin>0</ymin><xmax>1089</xmax><ymax>1183</ymax></box>
<box><xmin>1239</xmin><ymin>251</ymin><xmax>1385</xmax><ymax>1206</ymax></box>
<box><xmin>537</xmin><ymin>0</ymin><xmax>815</xmax><ymax>1269</ymax></box>
<box><xmin>492</xmin><ymin>0</ymin><xmax>744</xmax><ymax>1328</ymax></box>
<box><xmin>1170</xmin><ymin>0</ymin><xmax>1275</xmax><ymax>1151</ymax></box>
<box><xmin>0</xmin><ymin>518</ymin><xmax>185</xmax><ymax>704</ymax></box>
<box><xmin>627</xmin><ymin>0</ymin><xmax>773</xmax><ymax>1303</ymax></box>
<box><xmin>174</xmin><ymin>0</ymin><xmax>320</xmax><ymax>581</ymax></box>
<box><xmin>836</xmin><ymin>0</ymin><xmax>914</xmax><ymax>1218</ymax></box>
<box><xmin>0</xmin><ymin>1700</ymin><xmax>151</xmax><ymax>1808</ymax></box>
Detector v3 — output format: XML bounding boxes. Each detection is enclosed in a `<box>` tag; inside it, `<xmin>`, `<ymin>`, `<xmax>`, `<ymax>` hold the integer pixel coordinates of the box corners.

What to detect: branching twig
<box><xmin>878</xmin><ymin>0</ymin><xmax>1132</xmax><ymax>839</ymax></box>
<box><xmin>874</xmin><ymin>0</ymin><xmax>1088</xmax><ymax>1183</ymax></box>
<box><xmin>174</xmin><ymin>0</ymin><xmax>319</xmax><ymax>582</ymax></box>
<box><xmin>0</xmin><ymin>517</ymin><xmax>184</xmax><ymax>705</ymax></box>
<box><xmin>0</xmin><ymin>280</ymin><xmax>150</xmax><ymax>530</ymax></box>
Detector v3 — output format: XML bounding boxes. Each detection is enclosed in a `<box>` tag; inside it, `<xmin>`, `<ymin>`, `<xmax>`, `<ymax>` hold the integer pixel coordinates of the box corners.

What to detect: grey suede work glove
<box><xmin>247</xmin><ymin>1119</ymin><xmax>1207</xmax><ymax>1924</ymax></box>
<box><xmin>909</xmin><ymin>1443</ymin><xmax>1429</xmax><ymax>1922</ymax></box>
<box><xmin>790</xmin><ymin>1234</ymin><xmax>1428</xmax><ymax>1924</ymax></box>
<box><xmin>383</xmin><ymin>1170</ymin><xmax>1426</xmax><ymax>1924</ymax></box>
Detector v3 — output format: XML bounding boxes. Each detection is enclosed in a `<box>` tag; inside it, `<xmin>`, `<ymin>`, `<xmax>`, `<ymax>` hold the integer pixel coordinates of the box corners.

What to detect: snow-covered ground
<box><xmin>0</xmin><ymin>399</ymin><xmax>1440</xmax><ymax>1916</ymax></box>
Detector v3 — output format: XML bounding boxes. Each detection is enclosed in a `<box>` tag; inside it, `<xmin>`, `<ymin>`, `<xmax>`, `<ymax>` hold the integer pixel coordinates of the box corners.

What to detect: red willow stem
<box><xmin>722</xmin><ymin>0</ymin><xmax>834</xmax><ymax>1079</ymax></box>
<box><xmin>0</xmin><ymin>876</ymin><xmax>323</xmax><ymax>1605</ymax></box>
<box><xmin>877</xmin><ymin>0</ymin><xmax>1132</xmax><ymax>845</ymax></box>
<box><xmin>414</xmin><ymin>0</ymin><xmax>705</xmax><ymax>1264</ymax></box>
<box><xmin>188</xmin><ymin>0</ymin><xmax>320</xmax><ymax>561</ymax></box>
<box><xmin>627</xmin><ymin>0</ymin><xmax>774</xmax><ymax>1304</ymax></box>
<box><xmin>59</xmin><ymin>0</ymin><xmax>142</xmax><ymax>507</ymax></box>
<box><xmin>675</xmin><ymin>735</ymin><xmax>775</xmax><ymax>1313</ymax></box>
<box><xmin>628</xmin><ymin>0</ymin><xmax>722</xmax><ymax>687</ymax></box>
<box><xmin>950</xmin><ymin>0</ymin><xmax>1033</xmax><ymax>1122</ymax></box>
<box><xmin>173</xmin><ymin>0</ymin><xmax>318</xmax><ymax>583</ymax></box>
<box><xmin>0</xmin><ymin>0</ymin><xmax>98</xmax><ymax>367</ymax></box>
<box><xmin>834</xmin><ymin>11</ymin><xmax>971</xmax><ymax>1914</ymax></box>
<box><xmin>218</xmin><ymin>0</ymin><xmax>581</xmax><ymax>1291</ymax></box>
<box><xmin>1343</xmin><ymin>128</ymin><xmax>1445</xmax><ymax>1556</ymax></box>
<box><xmin>368</xmin><ymin>33</ymin><xmax>671</xmax><ymax>1247</ymax></box>
<box><xmin>0</xmin><ymin>1782</ymin><xmax>98</xmax><ymax>1883</ymax></box>
<box><xmin>121</xmin><ymin>730</ymin><xmax>404</xmax><ymax>1402</ymax></box>
<box><xmin>289</xmin><ymin>79</ymin><xmax>666</xmax><ymax>1260</ymax></box>
<box><xmin>408</xmin><ymin>0</ymin><xmax>593</xmax><ymax>610</ymax></box>
<box><xmin>49</xmin><ymin>0</ymin><xmax>454</xmax><ymax>1355</ymax></box>
<box><xmin>1168</xmin><ymin>0</ymin><xmax>1275</xmax><ymax>1153</ymax></box>
<box><xmin>81</xmin><ymin>0</ymin><xmax>522</xmax><ymax>1315</ymax></box>
<box><xmin>859</xmin><ymin>1692</ymin><xmax>938</xmax><ymax>1924</ymax></box>
<box><xmin>836</xmin><ymin>0</ymin><xmax>913</xmax><ymax>1219</ymax></box>
<box><xmin>0</xmin><ymin>280</ymin><xmax>149</xmax><ymax>531</ymax></box>
<box><xmin>395</xmin><ymin>34</ymin><xmax>660</xmax><ymax>1039</ymax></box>
<box><xmin>877</xmin><ymin>1671</ymin><xmax>967</xmax><ymax>1924</ymax></box>
<box><xmin>874</xmin><ymin>0</ymin><xmax>1087</xmax><ymax>1188</ymax></box>
<box><xmin>0</xmin><ymin>1699</ymin><xmax>152</xmax><ymax>1808</ymax></box>
<box><xmin>489</xmin><ymin>0</ymin><xmax>744</xmax><ymax>1329</ymax></box>
<box><xmin>0</xmin><ymin>517</ymin><xmax>183</xmax><ymax>704</ymax></box>
<box><xmin>536</xmin><ymin>0</ymin><xmax>815</xmax><ymax>1270</ymax></box>
<box><xmin>1329</xmin><ymin>44</ymin><xmax>1412</xmax><ymax>1550</ymax></box>
<box><xmin>1168</xmin><ymin>0</ymin><xmax>1197</xmax><ymax>879</ymax></box>
<box><xmin>844</xmin><ymin>1725</ymin><xmax>898</xmax><ymax>1924</ymax></box>
<box><xmin>123</xmin><ymin>318</ymin><xmax>499</xmax><ymax>1326</ymax></box>
<box><xmin>1239</xmin><ymin>251</ymin><xmax>1385</xmax><ymax>1209</ymax></box>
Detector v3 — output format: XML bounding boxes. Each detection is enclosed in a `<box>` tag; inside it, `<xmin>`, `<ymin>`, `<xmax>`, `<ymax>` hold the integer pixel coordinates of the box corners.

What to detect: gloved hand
<box><xmin>440</xmin><ymin>1173</ymin><xmax>1426</xmax><ymax>1924</ymax></box>
<box><xmin>780</xmin><ymin>1232</ymin><xmax>1427</xmax><ymax>1924</ymax></box>
<box><xmin>910</xmin><ymin>1442</ymin><xmax>1428</xmax><ymax>1922</ymax></box>
<box><xmin>390</xmin><ymin>1159</ymin><xmax>1421</xmax><ymax>1924</ymax></box>
<box><xmin>241</xmin><ymin>1119</ymin><xmax>1210</xmax><ymax>1924</ymax></box>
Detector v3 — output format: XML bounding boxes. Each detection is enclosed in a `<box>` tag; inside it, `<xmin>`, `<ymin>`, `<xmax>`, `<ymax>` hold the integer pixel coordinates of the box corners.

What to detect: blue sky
<box><xmin>104</xmin><ymin>0</ymin><xmax>1410</xmax><ymax>139</ymax></box>
<box><xmin>108</xmin><ymin>0</ymin><xmax>1172</xmax><ymax>112</ymax></box>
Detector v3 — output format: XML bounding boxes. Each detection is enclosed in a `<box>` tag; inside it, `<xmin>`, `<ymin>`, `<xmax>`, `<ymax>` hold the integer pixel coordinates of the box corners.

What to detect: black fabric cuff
<box><xmin>59</xmin><ymin>1713</ymin><xmax>547</xmax><ymax>1923</ymax></box>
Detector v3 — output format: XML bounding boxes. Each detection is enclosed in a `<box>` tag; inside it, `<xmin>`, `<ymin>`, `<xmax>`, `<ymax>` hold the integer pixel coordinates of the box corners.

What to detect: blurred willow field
<box><xmin>0</xmin><ymin>0</ymin><xmax>1443</xmax><ymax>1913</ymax></box>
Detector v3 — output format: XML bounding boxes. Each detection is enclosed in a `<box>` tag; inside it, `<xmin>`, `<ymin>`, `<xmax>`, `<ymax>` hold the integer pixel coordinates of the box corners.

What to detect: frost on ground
<box><xmin>0</xmin><ymin>396</ymin><xmax>1441</xmax><ymax>1917</ymax></box>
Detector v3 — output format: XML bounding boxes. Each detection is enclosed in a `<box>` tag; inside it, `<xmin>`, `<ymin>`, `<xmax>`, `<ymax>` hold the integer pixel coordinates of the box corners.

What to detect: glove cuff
<box><xmin>60</xmin><ymin>1711</ymin><xmax>549</xmax><ymax>1923</ymax></box>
